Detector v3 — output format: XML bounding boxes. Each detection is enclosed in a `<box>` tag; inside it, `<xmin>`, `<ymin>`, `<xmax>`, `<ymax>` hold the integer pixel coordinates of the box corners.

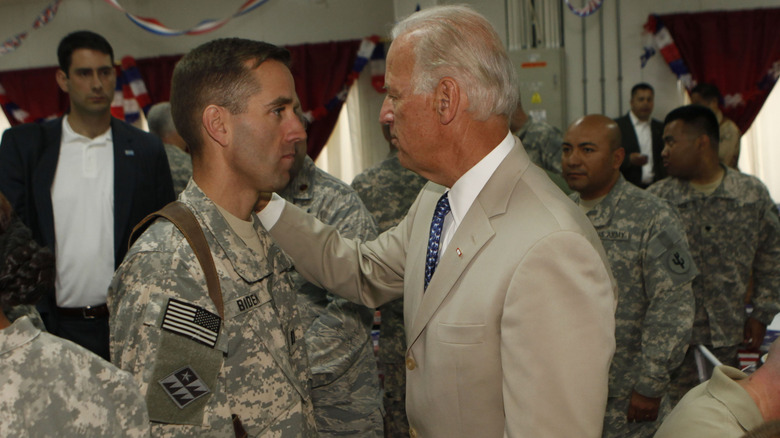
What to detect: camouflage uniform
<box><xmin>572</xmin><ymin>175</ymin><xmax>696</xmax><ymax>438</ymax></box>
<box><xmin>1</xmin><ymin>315</ymin><xmax>149</xmax><ymax>437</ymax></box>
<box><xmin>109</xmin><ymin>181</ymin><xmax>315</xmax><ymax>437</ymax></box>
<box><xmin>515</xmin><ymin>119</ymin><xmax>564</xmax><ymax>174</ymax></box>
<box><xmin>279</xmin><ymin>155</ymin><xmax>383</xmax><ymax>437</ymax></box>
<box><xmin>351</xmin><ymin>152</ymin><xmax>427</xmax><ymax>438</ymax></box>
<box><xmin>648</xmin><ymin>166</ymin><xmax>780</xmax><ymax>403</ymax></box>
<box><xmin>163</xmin><ymin>143</ymin><xmax>193</xmax><ymax>196</ymax></box>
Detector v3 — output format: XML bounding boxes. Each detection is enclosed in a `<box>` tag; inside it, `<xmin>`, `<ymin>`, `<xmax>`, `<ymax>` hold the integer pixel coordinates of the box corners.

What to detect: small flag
<box><xmin>161</xmin><ymin>299</ymin><xmax>221</xmax><ymax>348</ymax></box>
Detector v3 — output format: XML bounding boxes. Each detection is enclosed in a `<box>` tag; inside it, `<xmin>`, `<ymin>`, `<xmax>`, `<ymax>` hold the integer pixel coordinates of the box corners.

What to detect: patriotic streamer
<box><xmin>642</xmin><ymin>15</ymin><xmax>694</xmax><ymax>89</ymax></box>
<box><xmin>0</xmin><ymin>0</ymin><xmax>63</xmax><ymax>56</ymax></box>
<box><xmin>103</xmin><ymin>0</ymin><xmax>271</xmax><ymax>36</ymax></box>
<box><xmin>110</xmin><ymin>56</ymin><xmax>152</xmax><ymax>123</ymax></box>
<box><xmin>302</xmin><ymin>36</ymin><xmax>384</xmax><ymax>124</ymax></box>
<box><xmin>565</xmin><ymin>0</ymin><xmax>604</xmax><ymax>18</ymax></box>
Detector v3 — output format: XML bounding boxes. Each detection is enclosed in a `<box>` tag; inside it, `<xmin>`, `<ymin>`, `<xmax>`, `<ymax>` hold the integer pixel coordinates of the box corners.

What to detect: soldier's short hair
<box><xmin>690</xmin><ymin>83</ymin><xmax>722</xmax><ymax>104</ymax></box>
<box><xmin>0</xmin><ymin>192</ymin><xmax>55</xmax><ymax>309</ymax></box>
<box><xmin>170</xmin><ymin>38</ymin><xmax>291</xmax><ymax>156</ymax></box>
<box><xmin>57</xmin><ymin>30</ymin><xmax>114</xmax><ymax>75</ymax></box>
<box><xmin>664</xmin><ymin>104</ymin><xmax>720</xmax><ymax>150</ymax></box>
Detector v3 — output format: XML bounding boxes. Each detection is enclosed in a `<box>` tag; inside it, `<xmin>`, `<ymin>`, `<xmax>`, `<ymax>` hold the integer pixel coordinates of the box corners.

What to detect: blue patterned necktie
<box><xmin>424</xmin><ymin>192</ymin><xmax>451</xmax><ymax>291</ymax></box>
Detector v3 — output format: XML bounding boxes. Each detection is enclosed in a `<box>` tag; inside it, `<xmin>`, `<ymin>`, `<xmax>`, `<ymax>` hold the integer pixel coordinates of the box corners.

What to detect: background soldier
<box><xmin>147</xmin><ymin>101</ymin><xmax>192</xmax><ymax>196</ymax></box>
<box><xmin>109</xmin><ymin>38</ymin><xmax>315</xmax><ymax>436</ymax></box>
<box><xmin>649</xmin><ymin>105</ymin><xmax>780</xmax><ymax>405</ymax></box>
<box><xmin>351</xmin><ymin>123</ymin><xmax>428</xmax><ymax>437</ymax></box>
<box><xmin>562</xmin><ymin>115</ymin><xmax>696</xmax><ymax>438</ymax></box>
<box><xmin>278</xmin><ymin>139</ymin><xmax>384</xmax><ymax>437</ymax></box>
<box><xmin>0</xmin><ymin>192</ymin><xmax>149</xmax><ymax>437</ymax></box>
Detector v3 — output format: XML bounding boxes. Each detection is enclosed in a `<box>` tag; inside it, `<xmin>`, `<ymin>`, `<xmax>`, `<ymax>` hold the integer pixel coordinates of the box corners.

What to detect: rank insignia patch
<box><xmin>161</xmin><ymin>298</ymin><xmax>221</xmax><ymax>348</ymax></box>
<box><xmin>159</xmin><ymin>366</ymin><xmax>211</xmax><ymax>409</ymax></box>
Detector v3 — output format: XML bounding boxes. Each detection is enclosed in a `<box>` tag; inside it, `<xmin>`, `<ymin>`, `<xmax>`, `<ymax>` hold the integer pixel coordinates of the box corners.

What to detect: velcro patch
<box><xmin>158</xmin><ymin>366</ymin><xmax>211</xmax><ymax>409</ymax></box>
<box><xmin>161</xmin><ymin>299</ymin><xmax>221</xmax><ymax>348</ymax></box>
<box><xmin>666</xmin><ymin>250</ymin><xmax>691</xmax><ymax>274</ymax></box>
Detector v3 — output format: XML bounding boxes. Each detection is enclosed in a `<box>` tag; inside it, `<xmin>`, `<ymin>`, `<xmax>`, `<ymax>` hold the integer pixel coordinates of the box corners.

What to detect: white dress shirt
<box><xmin>50</xmin><ymin>116</ymin><xmax>114</xmax><ymax>307</ymax></box>
<box><xmin>630</xmin><ymin>111</ymin><xmax>654</xmax><ymax>184</ymax></box>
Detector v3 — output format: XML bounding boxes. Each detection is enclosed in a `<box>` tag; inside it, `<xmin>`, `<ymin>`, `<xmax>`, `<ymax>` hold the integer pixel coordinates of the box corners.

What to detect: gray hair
<box><xmin>391</xmin><ymin>5</ymin><xmax>519</xmax><ymax>120</ymax></box>
<box><xmin>147</xmin><ymin>102</ymin><xmax>176</xmax><ymax>139</ymax></box>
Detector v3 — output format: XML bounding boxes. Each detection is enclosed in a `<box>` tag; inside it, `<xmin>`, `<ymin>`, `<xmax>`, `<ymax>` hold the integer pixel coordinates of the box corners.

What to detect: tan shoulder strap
<box><xmin>129</xmin><ymin>201</ymin><xmax>224</xmax><ymax>319</ymax></box>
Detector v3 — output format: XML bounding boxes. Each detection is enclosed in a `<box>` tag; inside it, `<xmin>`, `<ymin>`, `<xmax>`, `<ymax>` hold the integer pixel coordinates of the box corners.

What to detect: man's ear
<box><xmin>55</xmin><ymin>69</ymin><xmax>69</xmax><ymax>94</ymax></box>
<box><xmin>613</xmin><ymin>147</ymin><xmax>626</xmax><ymax>169</ymax></box>
<box><xmin>436</xmin><ymin>77</ymin><xmax>460</xmax><ymax>125</ymax></box>
<box><xmin>202</xmin><ymin>105</ymin><xmax>229</xmax><ymax>147</ymax></box>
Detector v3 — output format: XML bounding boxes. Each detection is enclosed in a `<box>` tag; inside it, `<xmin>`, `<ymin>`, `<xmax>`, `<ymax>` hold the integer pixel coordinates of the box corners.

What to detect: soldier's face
<box><xmin>227</xmin><ymin>60</ymin><xmax>306</xmax><ymax>192</ymax></box>
<box><xmin>562</xmin><ymin>123</ymin><xmax>623</xmax><ymax>200</ymax></box>
<box><xmin>662</xmin><ymin>120</ymin><xmax>700</xmax><ymax>180</ymax></box>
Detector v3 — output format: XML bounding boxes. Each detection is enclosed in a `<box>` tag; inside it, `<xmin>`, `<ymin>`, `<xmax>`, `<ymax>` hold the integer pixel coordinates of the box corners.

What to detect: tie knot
<box><xmin>435</xmin><ymin>192</ymin><xmax>451</xmax><ymax>219</ymax></box>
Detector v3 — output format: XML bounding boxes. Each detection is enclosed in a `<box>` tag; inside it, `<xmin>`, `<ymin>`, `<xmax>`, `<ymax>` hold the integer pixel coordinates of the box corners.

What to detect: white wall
<box><xmin>0</xmin><ymin>0</ymin><xmax>395</xmax><ymax>71</ymax></box>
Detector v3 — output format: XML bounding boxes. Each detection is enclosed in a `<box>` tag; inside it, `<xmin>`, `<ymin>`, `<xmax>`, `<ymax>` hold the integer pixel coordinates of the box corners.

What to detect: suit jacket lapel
<box><xmin>406</xmin><ymin>140</ymin><xmax>526</xmax><ymax>347</ymax></box>
<box><xmin>112</xmin><ymin>118</ymin><xmax>136</xmax><ymax>264</ymax></box>
<box><xmin>32</xmin><ymin>119</ymin><xmax>62</xmax><ymax>250</ymax></box>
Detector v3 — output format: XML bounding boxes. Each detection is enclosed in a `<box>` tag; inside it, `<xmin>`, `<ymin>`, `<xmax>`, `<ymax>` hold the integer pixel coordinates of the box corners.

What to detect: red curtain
<box><xmin>1</xmin><ymin>39</ymin><xmax>362</xmax><ymax>159</ymax></box>
<box><xmin>659</xmin><ymin>8</ymin><xmax>780</xmax><ymax>132</ymax></box>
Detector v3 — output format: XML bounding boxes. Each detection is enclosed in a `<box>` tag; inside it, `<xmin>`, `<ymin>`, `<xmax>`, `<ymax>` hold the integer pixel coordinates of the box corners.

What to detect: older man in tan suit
<box><xmin>258</xmin><ymin>6</ymin><xmax>616</xmax><ymax>437</ymax></box>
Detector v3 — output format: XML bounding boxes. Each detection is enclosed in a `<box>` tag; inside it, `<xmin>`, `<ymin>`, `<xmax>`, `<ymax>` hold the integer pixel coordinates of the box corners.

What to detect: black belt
<box><xmin>56</xmin><ymin>304</ymin><xmax>109</xmax><ymax>319</ymax></box>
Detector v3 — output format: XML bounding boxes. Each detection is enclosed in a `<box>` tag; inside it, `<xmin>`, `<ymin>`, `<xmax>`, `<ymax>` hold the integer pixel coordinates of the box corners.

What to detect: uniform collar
<box><xmin>0</xmin><ymin>316</ymin><xmax>40</xmax><ymax>356</ymax></box>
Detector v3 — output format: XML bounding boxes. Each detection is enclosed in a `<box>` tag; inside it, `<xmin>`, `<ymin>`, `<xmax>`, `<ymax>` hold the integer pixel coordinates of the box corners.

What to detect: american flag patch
<box><xmin>161</xmin><ymin>299</ymin><xmax>221</xmax><ymax>348</ymax></box>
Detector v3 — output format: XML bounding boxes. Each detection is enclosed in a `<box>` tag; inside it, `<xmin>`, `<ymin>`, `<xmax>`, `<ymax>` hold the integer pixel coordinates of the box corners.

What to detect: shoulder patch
<box><xmin>666</xmin><ymin>250</ymin><xmax>691</xmax><ymax>275</ymax></box>
<box><xmin>159</xmin><ymin>366</ymin><xmax>211</xmax><ymax>409</ymax></box>
<box><xmin>161</xmin><ymin>299</ymin><xmax>221</xmax><ymax>348</ymax></box>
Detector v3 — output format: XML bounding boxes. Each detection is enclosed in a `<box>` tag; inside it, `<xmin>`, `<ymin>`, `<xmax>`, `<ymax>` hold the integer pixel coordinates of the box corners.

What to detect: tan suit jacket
<box><xmin>270</xmin><ymin>139</ymin><xmax>617</xmax><ymax>437</ymax></box>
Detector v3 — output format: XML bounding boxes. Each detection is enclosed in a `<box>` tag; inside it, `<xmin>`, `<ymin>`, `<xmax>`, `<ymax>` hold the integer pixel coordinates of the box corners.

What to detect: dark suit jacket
<box><xmin>615</xmin><ymin>113</ymin><xmax>665</xmax><ymax>188</ymax></box>
<box><xmin>0</xmin><ymin>117</ymin><xmax>175</xmax><ymax>327</ymax></box>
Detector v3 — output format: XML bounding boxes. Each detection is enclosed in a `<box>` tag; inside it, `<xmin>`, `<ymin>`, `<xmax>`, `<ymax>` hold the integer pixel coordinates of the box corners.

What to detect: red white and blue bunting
<box><xmin>302</xmin><ymin>36</ymin><xmax>385</xmax><ymax>124</ymax></box>
<box><xmin>0</xmin><ymin>0</ymin><xmax>63</xmax><ymax>56</ymax></box>
<box><xmin>642</xmin><ymin>15</ymin><xmax>694</xmax><ymax>89</ymax></box>
<box><xmin>565</xmin><ymin>0</ymin><xmax>604</xmax><ymax>18</ymax></box>
<box><xmin>111</xmin><ymin>56</ymin><xmax>152</xmax><ymax>123</ymax></box>
<box><xmin>103</xmin><ymin>0</ymin><xmax>271</xmax><ymax>36</ymax></box>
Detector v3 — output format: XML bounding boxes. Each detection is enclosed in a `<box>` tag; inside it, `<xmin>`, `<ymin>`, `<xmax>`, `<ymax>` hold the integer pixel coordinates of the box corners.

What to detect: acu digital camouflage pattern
<box><xmin>279</xmin><ymin>155</ymin><xmax>383</xmax><ymax>437</ymax></box>
<box><xmin>1</xmin><ymin>316</ymin><xmax>149</xmax><ymax>437</ymax></box>
<box><xmin>109</xmin><ymin>181</ymin><xmax>315</xmax><ymax>437</ymax></box>
<box><xmin>163</xmin><ymin>143</ymin><xmax>192</xmax><ymax>196</ymax></box>
<box><xmin>648</xmin><ymin>167</ymin><xmax>780</xmax><ymax>347</ymax></box>
<box><xmin>351</xmin><ymin>151</ymin><xmax>427</xmax><ymax>438</ymax></box>
<box><xmin>573</xmin><ymin>176</ymin><xmax>696</xmax><ymax>438</ymax></box>
<box><xmin>515</xmin><ymin>119</ymin><xmax>564</xmax><ymax>174</ymax></box>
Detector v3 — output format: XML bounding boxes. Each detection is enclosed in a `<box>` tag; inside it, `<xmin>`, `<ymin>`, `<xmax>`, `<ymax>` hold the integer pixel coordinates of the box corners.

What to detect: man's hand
<box><xmin>254</xmin><ymin>192</ymin><xmax>273</xmax><ymax>213</ymax></box>
<box><xmin>744</xmin><ymin>317</ymin><xmax>767</xmax><ymax>350</ymax></box>
<box><xmin>626</xmin><ymin>390</ymin><xmax>661</xmax><ymax>423</ymax></box>
<box><xmin>629</xmin><ymin>152</ymin><xmax>649</xmax><ymax>167</ymax></box>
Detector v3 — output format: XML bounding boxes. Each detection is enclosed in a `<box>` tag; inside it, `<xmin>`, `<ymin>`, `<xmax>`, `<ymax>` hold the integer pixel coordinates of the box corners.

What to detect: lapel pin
<box><xmin>456</xmin><ymin>248</ymin><xmax>462</xmax><ymax>257</ymax></box>
<box><xmin>125</xmin><ymin>149</ymin><xmax>135</xmax><ymax>156</ymax></box>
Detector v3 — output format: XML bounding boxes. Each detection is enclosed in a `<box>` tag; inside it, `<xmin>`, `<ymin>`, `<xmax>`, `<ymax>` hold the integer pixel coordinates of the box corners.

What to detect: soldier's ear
<box><xmin>613</xmin><ymin>147</ymin><xmax>626</xmax><ymax>169</ymax></box>
<box><xmin>202</xmin><ymin>105</ymin><xmax>229</xmax><ymax>148</ymax></box>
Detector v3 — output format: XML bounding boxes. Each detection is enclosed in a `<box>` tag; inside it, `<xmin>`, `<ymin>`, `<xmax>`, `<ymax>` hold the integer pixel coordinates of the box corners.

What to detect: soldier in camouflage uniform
<box><xmin>648</xmin><ymin>105</ymin><xmax>780</xmax><ymax>406</ymax></box>
<box><xmin>510</xmin><ymin>95</ymin><xmax>564</xmax><ymax>174</ymax></box>
<box><xmin>351</xmin><ymin>130</ymin><xmax>427</xmax><ymax>438</ymax></box>
<box><xmin>562</xmin><ymin>115</ymin><xmax>696</xmax><ymax>438</ymax></box>
<box><xmin>147</xmin><ymin>102</ymin><xmax>193</xmax><ymax>196</ymax></box>
<box><xmin>0</xmin><ymin>193</ymin><xmax>149</xmax><ymax>438</ymax></box>
<box><xmin>108</xmin><ymin>39</ymin><xmax>316</xmax><ymax>436</ymax></box>
<box><xmin>279</xmin><ymin>149</ymin><xmax>384</xmax><ymax>437</ymax></box>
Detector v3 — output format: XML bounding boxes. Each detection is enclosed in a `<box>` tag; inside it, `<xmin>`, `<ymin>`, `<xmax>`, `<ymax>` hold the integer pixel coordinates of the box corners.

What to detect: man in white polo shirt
<box><xmin>0</xmin><ymin>30</ymin><xmax>175</xmax><ymax>360</ymax></box>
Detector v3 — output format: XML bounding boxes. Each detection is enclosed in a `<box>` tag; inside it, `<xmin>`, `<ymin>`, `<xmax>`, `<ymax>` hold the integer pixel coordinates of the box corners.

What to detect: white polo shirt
<box><xmin>50</xmin><ymin>116</ymin><xmax>115</xmax><ymax>307</ymax></box>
